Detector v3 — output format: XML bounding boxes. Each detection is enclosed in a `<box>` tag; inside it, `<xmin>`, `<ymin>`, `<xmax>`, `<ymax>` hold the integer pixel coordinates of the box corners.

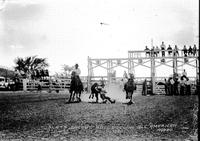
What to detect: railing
<box><xmin>23</xmin><ymin>77</ymin><xmax>88</xmax><ymax>93</ymax></box>
<box><xmin>25</xmin><ymin>79</ymin><xmax>71</xmax><ymax>93</ymax></box>
<box><xmin>128</xmin><ymin>49</ymin><xmax>199</xmax><ymax>59</ymax></box>
<box><xmin>89</xmin><ymin>76</ymin><xmax>198</xmax><ymax>95</ymax></box>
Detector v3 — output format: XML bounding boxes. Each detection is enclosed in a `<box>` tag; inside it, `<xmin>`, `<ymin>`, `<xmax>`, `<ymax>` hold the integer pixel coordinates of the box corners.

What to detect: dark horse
<box><xmin>124</xmin><ymin>78</ymin><xmax>136</xmax><ymax>105</ymax></box>
<box><xmin>68</xmin><ymin>71</ymin><xmax>84</xmax><ymax>103</ymax></box>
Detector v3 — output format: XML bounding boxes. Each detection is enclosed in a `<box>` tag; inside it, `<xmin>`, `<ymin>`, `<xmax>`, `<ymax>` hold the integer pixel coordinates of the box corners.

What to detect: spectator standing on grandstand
<box><xmin>174</xmin><ymin>45</ymin><xmax>179</xmax><ymax>56</ymax></box>
<box><xmin>160</xmin><ymin>41</ymin><xmax>166</xmax><ymax>57</ymax></box>
<box><xmin>193</xmin><ymin>44</ymin><xmax>197</xmax><ymax>56</ymax></box>
<box><xmin>144</xmin><ymin>46</ymin><xmax>150</xmax><ymax>57</ymax></box>
<box><xmin>151</xmin><ymin>46</ymin><xmax>156</xmax><ymax>57</ymax></box>
<box><xmin>167</xmin><ymin>45</ymin><xmax>172</xmax><ymax>56</ymax></box>
<box><xmin>188</xmin><ymin>46</ymin><xmax>193</xmax><ymax>56</ymax></box>
<box><xmin>182</xmin><ymin>45</ymin><xmax>187</xmax><ymax>57</ymax></box>
<box><xmin>155</xmin><ymin>46</ymin><xmax>159</xmax><ymax>57</ymax></box>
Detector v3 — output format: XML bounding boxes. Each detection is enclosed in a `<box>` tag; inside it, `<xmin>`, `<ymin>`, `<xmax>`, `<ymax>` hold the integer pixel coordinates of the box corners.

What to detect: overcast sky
<box><xmin>0</xmin><ymin>0</ymin><xmax>199</xmax><ymax>76</ymax></box>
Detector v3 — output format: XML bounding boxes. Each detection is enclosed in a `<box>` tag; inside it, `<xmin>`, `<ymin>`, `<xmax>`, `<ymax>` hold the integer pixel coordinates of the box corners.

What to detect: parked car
<box><xmin>0</xmin><ymin>76</ymin><xmax>9</xmax><ymax>89</ymax></box>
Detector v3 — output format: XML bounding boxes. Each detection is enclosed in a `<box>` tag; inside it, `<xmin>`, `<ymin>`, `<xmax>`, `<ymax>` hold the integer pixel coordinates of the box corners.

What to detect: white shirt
<box><xmin>72</xmin><ymin>68</ymin><xmax>81</xmax><ymax>76</ymax></box>
<box><xmin>160</xmin><ymin>43</ymin><xmax>166</xmax><ymax>50</ymax></box>
<box><xmin>182</xmin><ymin>71</ymin><xmax>187</xmax><ymax>76</ymax></box>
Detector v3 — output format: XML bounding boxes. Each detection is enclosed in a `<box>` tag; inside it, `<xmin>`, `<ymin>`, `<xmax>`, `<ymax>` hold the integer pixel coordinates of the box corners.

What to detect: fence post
<box><xmin>23</xmin><ymin>79</ymin><xmax>28</xmax><ymax>91</ymax></box>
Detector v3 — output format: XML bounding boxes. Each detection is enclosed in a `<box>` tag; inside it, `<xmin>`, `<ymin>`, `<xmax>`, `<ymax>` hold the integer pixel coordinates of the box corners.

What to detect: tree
<box><xmin>63</xmin><ymin>65</ymin><xmax>73</xmax><ymax>77</ymax></box>
<box><xmin>14</xmin><ymin>56</ymin><xmax>49</xmax><ymax>78</ymax></box>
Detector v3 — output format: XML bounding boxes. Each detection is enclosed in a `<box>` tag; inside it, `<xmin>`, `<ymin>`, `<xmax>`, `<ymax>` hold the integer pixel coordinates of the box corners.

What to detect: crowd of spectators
<box><xmin>144</xmin><ymin>42</ymin><xmax>198</xmax><ymax>57</ymax></box>
<box><xmin>141</xmin><ymin>69</ymin><xmax>198</xmax><ymax>96</ymax></box>
<box><xmin>164</xmin><ymin>70</ymin><xmax>193</xmax><ymax>96</ymax></box>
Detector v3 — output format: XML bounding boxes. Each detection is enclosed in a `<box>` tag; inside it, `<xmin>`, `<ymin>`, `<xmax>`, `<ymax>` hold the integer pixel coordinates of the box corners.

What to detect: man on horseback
<box><xmin>71</xmin><ymin>63</ymin><xmax>82</xmax><ymax>87</ymax></box>
<box><xmin>72</xmin><ymin>64</ymin><xmax>81</xmax><ymax>76</ymax></box>
<box><xmin>68</xmin><ymin>64</ymin><xmax>83</xmax><ymax>103</ymax></box>
<box><xmin>123</xmin><ymin>77</ymin><xmax>136</xmax><ymax>105</ymax></box>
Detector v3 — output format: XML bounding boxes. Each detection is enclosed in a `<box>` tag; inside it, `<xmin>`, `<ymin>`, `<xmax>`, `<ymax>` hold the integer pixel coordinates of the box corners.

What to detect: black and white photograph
<box><xmin>0</xmin><ymin>0</ymin><xmax>199</xmax><ymax>140</ymax></box>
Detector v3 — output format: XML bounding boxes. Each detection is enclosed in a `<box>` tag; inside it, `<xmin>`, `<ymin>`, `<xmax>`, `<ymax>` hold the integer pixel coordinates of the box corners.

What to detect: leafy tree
<box><xmin>62</xmin><ymin>65</ymin><xmax>73</xmax><ymax>77</ymax></box>
<box><xmin>14</xmin><ymin>56</ymin><xmax>49</xmax><ymax>78</ymax></box>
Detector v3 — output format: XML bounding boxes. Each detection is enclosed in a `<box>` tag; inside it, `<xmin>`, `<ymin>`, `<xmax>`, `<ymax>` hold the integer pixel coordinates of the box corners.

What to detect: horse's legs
<box><xmin>95</xmin><ymin>93</ymin><xmax>98</xmax><ymax>103</ymax></box>
<box><xmin>127</xmin><ymin>92</ymin><xmax>133</xmax><ymax>105</ymax></box>
<box><xmin>75</xmin><ymin>92</ymin><xmax>79</xmax><ymax>102</ymax></box>
<box><xmin>77</xmin><ymin>91</ymin><xmax>81</xmax><ymax>102</ymax></box>
<box><xmin>68</xmin><ymin>91</ymin><xmax>73</xmax><ymax>103</ymax></box>
<box><xmin>72</xmin><ymin>91</ymin><xmax>75</xmax><ymax>102</ymax></box>
<box><xmin>130</xmin><ymin>92</ymin><xmax>133</xmax><ymax>103</ymax></box>
<box><xmin>126</xmin><ymin>91</ymin><xmax>128</xmax><ymax>99</ymax></box>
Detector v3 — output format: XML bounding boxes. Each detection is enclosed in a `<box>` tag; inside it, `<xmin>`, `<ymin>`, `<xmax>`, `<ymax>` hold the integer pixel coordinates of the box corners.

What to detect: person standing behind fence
<box><xmin>13</xmin><ymin>74</ymin><xmax>20</xmax><ymax>91</ymax></box>
<box><xmin>160</xmin><ymin>41</ymin><xmax>166</xmax><ymax>57</ymax></box>
<box><xmin>180</xmin><ymin>76</ymin><xmax>186</xmax><ymax>95</ymax></box>
<box><xmin>142</xmin><ymin>79</ymin><xmax>147</xmax><ymax>96</ymax></box>
<box><xmin>168</xmin><ymin>77</ymin><xmax>174</xmax><ymax>95</ymax></box>
<box><xmin>173</xmin><ymin>76</ymin><xmax>179</xmax><ymax>95</ymax></box>
<box><xmin>185</xmin><ymin>77</ymin><xmax>191</xmax><ymax>95</ymax></box>
<box><xmin>164</xmin><ymin>78</ymin><xmax>169</xmax><ymax>95</ymax></box>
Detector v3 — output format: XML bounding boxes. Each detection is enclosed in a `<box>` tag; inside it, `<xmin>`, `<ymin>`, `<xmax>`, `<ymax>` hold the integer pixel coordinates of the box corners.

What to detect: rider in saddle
<box><xmin>71</xmin><ymin>64</ymin><xmax>81</xmax><ymax>80</ymax></box>
<box><xmin>71</xmin><ymin>64</ymin><xmax>83</xmax><ymax>88</ymax></box>
<box><xmin>72</xmin><ymin>64</ymin><xmax>81</xmax><ymax>76</ymax></box>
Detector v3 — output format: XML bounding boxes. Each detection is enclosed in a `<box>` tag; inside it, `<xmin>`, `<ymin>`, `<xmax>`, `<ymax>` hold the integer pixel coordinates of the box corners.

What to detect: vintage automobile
<box><xmin>0</xmin><ymin>76</ymin><xmax>9</xmax><ymax>89</ymax></box>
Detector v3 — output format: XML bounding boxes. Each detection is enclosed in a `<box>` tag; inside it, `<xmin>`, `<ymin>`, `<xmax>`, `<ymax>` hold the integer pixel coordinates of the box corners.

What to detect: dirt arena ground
<box><xmin>0</xmin><ymin>84</ymin><xmax>198</xmax><ymax>141</ymax></box>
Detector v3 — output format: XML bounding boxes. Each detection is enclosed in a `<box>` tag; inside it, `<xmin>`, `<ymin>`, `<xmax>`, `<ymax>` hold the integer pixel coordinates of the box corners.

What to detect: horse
<box><xmin>123</xmin><ymin>78</ymin><xmax>136</xmax><ymax>105</ymax></box>
<box><xmin>68</xmin><ymin>71</ymin><xmax>84</xmax><ymax>103</ymax></box>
